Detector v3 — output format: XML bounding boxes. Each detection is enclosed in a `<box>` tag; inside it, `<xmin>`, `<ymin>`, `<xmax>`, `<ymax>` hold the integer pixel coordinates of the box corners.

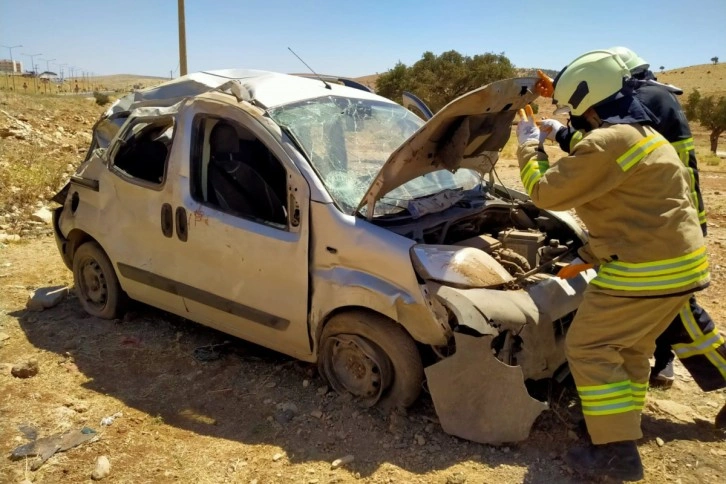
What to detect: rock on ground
<box><xmin>91</xmin><ymin>455</ymin><xmax>111</xmax><ymax>480</ymax></box>
<box><xmin>31</xmin><ymin>207</ymin><xmax>53</xmax><ymax>225</ymax></box>
<box><xmin>0</xmin><ymin>233</ymin><xmax>21</xmax><ymax>243</ymax></box>
<box><xmin>26</xmin><ymin>285</ymin><xmax>68</xmax><ymax>311</ymax></box>
<box><xmin>12</xmin><ymin>358</ymin><xmax>39</xmax><ymax>378</ymax></box>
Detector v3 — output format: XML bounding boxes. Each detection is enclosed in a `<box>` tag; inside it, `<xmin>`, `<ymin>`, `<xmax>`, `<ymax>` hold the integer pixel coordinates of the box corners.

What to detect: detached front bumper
<box><xmin>425</xmin><ymin>270</ymin><xmax>596</xmax><ymax>444</ymax></box>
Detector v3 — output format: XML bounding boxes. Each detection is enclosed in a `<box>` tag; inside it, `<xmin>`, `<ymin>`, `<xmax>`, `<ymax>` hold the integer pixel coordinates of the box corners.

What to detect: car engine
<box><xmin>375</xmin><ymin>192</ymin><xmax>582</xmax><ymax>283</ymax></box>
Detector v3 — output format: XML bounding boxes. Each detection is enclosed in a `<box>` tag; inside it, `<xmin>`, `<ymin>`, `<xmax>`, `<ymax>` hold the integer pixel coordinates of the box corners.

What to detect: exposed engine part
<box><xmin>498</xmin><ymin>229</ymin><xmax>546</xmax><ymax>268</ymax></box>
<box><xmin>512</xmin><ymin>245</ymin><xmax>573</xmax><ymax>284</ymax></box>
<box><xmin>492</xmin><ymin>248</ymin><xmax>531</xmax><ymax>277</ymax></box>
<box><xmin>510</xmin><ymin>208</ymin><xmax>537</xmax><ymax>230</ymax></box>
<box><xmin>453</xmin><ymin>233</ymin><xmax>502</xmax><ymax>252</ymax></box>
<box><xmin>538</xmin><ymin>238</ymin><xmax>570</xmax><ymax>265</ymax></box>
<box><xmin>495</xmin><ymin>330</ymin><xmax>516</xmax><ymax>366</ymax></box>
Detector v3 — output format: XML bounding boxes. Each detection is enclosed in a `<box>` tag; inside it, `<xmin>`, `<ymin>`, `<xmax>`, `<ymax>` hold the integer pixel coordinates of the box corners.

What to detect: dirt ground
<box><xmin>1</xmin><ymin>164</ymin><xmax>725</xmax><ymax>483</ymax></box>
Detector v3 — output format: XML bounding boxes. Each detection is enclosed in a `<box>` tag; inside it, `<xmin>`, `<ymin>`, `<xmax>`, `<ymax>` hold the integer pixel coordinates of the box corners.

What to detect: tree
<box><xmin>711</xmin><ymin>56</ymin><xmax>719</xmax><ymax>65</ymax></box>
<box><xmin>375</xmin><ymin>50</ymin><xmax>515</xmax><ymax>113</ymax></box>
<box><xmin>659</xmin><ymin>65</ymin><xmax>665</xmax><ymax>72</ymax></box>
<box><xmin>685</xmin><ymin>89</ymin><xmax>726</xmax><ymax>152</ymax></box>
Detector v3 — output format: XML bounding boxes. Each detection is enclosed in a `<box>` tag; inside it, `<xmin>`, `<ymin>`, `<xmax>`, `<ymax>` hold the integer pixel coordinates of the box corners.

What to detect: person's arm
<box><xmin>517</xmin><ymin>129</ymin><xmax>628</xmax><ymax>211</ymax></box>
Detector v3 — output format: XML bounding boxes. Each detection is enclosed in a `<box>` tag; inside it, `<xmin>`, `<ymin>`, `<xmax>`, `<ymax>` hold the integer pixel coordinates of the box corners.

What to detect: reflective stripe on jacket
<box><xmin>556</xmin><ymin>85</ymin><xmax>707</xmax><ymax>234</ymax></box>
<box><xmin>518</xmin><ymin>123</ymin><xmax>709</xmax><ymax>298</ymax></box>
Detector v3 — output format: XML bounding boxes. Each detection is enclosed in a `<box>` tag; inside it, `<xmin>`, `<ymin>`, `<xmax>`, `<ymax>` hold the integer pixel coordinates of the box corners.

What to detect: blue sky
<box><xmin>1</xmin><ymin>0</ymin><xmax>724</xmax><ymax>78</ymax></box>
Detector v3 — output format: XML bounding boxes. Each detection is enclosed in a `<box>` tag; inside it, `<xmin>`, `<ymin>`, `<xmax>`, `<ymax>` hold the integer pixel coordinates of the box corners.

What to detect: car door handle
<box><xmin>175</xmin><ymin>206</ymin><xmax>188</xmax><ymax>242</ymax></box>
<box><xmin>161</xmin><ymin>203</ymin><xmax>173</xmax><ymax>238</ymax></box>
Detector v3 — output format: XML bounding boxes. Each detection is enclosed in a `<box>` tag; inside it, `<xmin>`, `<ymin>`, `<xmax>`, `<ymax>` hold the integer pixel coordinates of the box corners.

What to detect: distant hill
<box><xmin>90</xmin><ymin>74</ymin><xmax>169</xmax><ymax>91</ymax></box>
<box><xmin>352</xmin><ymin>74</ymin><xmax>379</xmax><ymax>91</ymax></box>
<box><xmin>658</xmin><ymin>63</ymin><xmax>726</xmax><ymax>98</ymax></box>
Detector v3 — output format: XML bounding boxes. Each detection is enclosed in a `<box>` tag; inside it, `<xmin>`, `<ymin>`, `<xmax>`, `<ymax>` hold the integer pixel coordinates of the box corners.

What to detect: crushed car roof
<box><xmin>107</xmin><ymin>69</ymin><xmax>388</xmax><ymax>115</ymax></box>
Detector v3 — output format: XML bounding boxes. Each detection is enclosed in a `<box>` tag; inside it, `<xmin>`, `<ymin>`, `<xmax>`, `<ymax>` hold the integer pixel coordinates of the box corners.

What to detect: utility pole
<box><xmin>178</xmin><ymin>0</ymin><xmax>188</xmax><ymax>76</ymax></box>
<box><xmin>22</xmin><ymin>52</ymin><xmax>42</xmax><ymax>92</ymax></box>
<box><xmin>1</xmin><ymin>44</ymin><xmax>22</xmax><ymax>91</ymax></box>
<box><xmin>43</xmin><ymin>58</ymin><xmax>55</xmax><ymax>72</ymax></box>
<box><xmin>58</xmin><ymin>63</ymin><xmax>67</xmax><ymax>91</ymax></box>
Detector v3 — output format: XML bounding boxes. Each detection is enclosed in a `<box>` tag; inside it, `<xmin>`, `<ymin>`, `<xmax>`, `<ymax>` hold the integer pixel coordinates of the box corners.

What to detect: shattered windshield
<box><xmin>268</xmin><ymin>96</ymin><xmax>479</xmax><ymax>216</ymax></box>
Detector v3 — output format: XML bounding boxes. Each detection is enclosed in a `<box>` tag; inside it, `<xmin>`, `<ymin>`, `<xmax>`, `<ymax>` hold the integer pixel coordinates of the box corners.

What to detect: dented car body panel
<box><xmin>53</xmin><ymin>70</ymin><xmax>592</xmax><ymax>444</ymax></box>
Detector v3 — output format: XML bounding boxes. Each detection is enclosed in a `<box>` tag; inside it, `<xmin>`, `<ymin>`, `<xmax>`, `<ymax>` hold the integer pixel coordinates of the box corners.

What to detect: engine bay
<box><xmin>374</xmin><ymin>189</ymin><xmax>583</xmax><ymax>282</ymax></box>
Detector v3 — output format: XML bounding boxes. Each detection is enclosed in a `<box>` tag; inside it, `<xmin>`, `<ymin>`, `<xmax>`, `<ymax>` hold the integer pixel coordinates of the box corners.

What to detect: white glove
<box><xmin>538</xmin><ymin>119</ymin><xmax>564</xmax><ymax>142</ymax></box>
<box><xmin>516</xmin><ymin>107</ymin><xmax>540</xmax><ymax>145</ymax></box>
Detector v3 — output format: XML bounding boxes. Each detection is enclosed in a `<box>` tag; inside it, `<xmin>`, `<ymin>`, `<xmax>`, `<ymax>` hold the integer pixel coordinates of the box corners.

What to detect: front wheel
<box><xmin>72</xmin><ymin>241</ymin><xmax>124</xmax><ymax>319</ymax></box>
<box><xmin>318</xmin><ymin>311</ymin><xmax>424</xmax><ymax>409</ymax></box>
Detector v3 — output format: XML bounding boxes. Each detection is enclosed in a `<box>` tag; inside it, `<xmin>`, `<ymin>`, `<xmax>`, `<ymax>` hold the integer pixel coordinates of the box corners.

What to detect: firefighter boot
<box><xmin>716</xmin><ymin>402</ymin><xmax>726</xmax><ymax>430</ymax></box>
<box><xmin>565</xmin><ymin>440</ymin><xmax>644</xmax><ymax>482</ymax></box>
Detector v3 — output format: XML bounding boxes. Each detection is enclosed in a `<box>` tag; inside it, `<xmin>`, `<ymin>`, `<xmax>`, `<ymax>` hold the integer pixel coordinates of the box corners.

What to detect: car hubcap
<box><xmin>80</xmin><ymin>258</ymin><xmax>108</xmax><ymax>310</ymax></box>
<box><xmin>323</xmin><ymin>334</ymin><xmax>392</xmax><ymax>407</ymax></box>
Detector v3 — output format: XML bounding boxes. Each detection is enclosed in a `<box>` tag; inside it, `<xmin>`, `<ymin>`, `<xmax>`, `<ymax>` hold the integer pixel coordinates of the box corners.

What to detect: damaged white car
<box><xmin>52</xmin><ymin>70</ymin><xmax>595</xmax><ymax>444</ymax></box>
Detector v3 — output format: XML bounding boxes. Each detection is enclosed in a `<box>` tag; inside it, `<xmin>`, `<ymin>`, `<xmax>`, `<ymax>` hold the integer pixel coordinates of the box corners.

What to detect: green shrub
<box><xmin>93</xmin><ymin>91</ymin><xmax>110</xmax><ymax>106</ymax></box>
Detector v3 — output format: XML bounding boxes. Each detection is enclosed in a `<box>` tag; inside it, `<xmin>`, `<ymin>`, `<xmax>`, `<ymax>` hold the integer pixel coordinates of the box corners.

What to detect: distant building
<box><xmin>38</xmin><ymin>71</ymin><xmax>59</xmax><ymax>80</ymax></box>
<box><xmin>0</xmin><ymin>59</ymin><xmax>23</xmax><ymax>74</ymax></box>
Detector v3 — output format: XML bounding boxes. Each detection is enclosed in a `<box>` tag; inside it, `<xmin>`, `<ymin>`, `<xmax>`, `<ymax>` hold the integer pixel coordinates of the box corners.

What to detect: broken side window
<box><xmin>111</xmin><ymin>117</ymin><xmax>174</xmax><ymax>186</ymax></box>
<box><xmin>189</xmin><ymin>116</ymin><xmax>288</xmax><ymax>227</ymax></box>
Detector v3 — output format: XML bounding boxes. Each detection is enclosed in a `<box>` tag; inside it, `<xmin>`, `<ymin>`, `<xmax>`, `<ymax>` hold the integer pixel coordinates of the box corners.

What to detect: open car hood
<box><xmin>357</xmin><ymin>77</ymin><xmax>539</xmax><ymax>219</ymax></box>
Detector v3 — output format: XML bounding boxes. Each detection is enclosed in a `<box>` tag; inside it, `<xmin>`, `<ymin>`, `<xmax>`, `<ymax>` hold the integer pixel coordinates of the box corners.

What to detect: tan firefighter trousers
<box><xmin>566</xmin><ymin>286</ymin><xmax>690</xmax><ymax>444</ymax></box>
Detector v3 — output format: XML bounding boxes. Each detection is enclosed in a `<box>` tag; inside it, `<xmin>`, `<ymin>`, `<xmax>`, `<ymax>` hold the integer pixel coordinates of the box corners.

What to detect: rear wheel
<box><xmin>318</xmin><ymin>311</ymin><xmax>424</xmax><ymax>409</ymax></box>
<box><xmin>72</xmin><ymin>241</ymin><xmax>124</xmax><ymax>319</ymax></box>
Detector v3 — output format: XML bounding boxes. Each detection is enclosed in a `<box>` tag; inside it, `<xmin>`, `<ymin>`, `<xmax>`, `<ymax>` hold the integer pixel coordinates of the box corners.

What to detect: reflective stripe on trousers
<box><xmin>578</xmin><ymin>380</ymin><xmax>648</xmax><ymax>416</ymax></box>
<box><xmin>672</xmin><ymin>301</ymin><xmax>726</xmax><ymax>378</ymax></box>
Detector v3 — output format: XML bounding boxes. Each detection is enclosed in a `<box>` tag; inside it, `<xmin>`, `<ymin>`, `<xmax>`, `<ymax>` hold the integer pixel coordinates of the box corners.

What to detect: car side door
<box><xmin>166</xmin><ymin>99</ymin><xmax>313</xmax><ymax>360</ymax></box>
<box><xmin>97</xmin><ymin>114</ymin><xmax>188</xmax><ymax>315</ymax></box>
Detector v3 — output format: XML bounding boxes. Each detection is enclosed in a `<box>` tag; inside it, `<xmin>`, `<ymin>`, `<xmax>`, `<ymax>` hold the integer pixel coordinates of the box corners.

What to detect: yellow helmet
<box><xmin>608</xmin><ymin>46</ymin><xmax>649</xmax><ymax>75</ymax></box>
<box><xmin>552</xmin><ymin>50</ymin><xmax>631</xmax><ymax>116</ymax></box>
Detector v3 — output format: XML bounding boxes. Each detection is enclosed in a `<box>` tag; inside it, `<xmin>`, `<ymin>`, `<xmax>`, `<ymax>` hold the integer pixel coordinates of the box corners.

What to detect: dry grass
<box><xmin>0</xmin><ymin>92</ymin><xmax>105</xmax><ymax>212</ymax></box>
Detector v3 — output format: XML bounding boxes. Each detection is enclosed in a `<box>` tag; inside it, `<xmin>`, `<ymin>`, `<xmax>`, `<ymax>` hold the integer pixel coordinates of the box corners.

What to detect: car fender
<box><xmin>310</xmin><ymin>267</ymin><xmax>450</xmax><ymax>353</ymax></box>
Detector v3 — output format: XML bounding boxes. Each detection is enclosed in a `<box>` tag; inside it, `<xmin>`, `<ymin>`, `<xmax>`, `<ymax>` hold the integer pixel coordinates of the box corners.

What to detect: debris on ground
<box><xmin>91</xmin><ymin>455</ymin><xmax>111</xmax><ymax>480</ymax></box>
<box><xmin>272</xmin><ymin>452</ymin><xmax>285</xmax><ymax>462</ymax></box>
<box><xmin>192</xmin><ymin>341</ymin><xmax>231</xmax><ymax>362</ymax></box>
<box><xmin>10</xmin><ymin>427</ymin><xmax>98</xmax><ymax>470</ymax></box>
<box><xmin>100</xmin><ymin>412</ymin><xmax>123</xmax><ymax>426</ymax></box>
<box><xmin>11</xmin><ymin>358</ymin><xmax>39</xmax><ymax>378</ymax></box>
<box><xmin>656</xmin><ymin>437</ymin><xmax>665</xmax><ymax>447</ymax></box>
<box><xmin>26</xmin><ymin>285</ymin><xmax>68</xmax><ymax>311</ymax></box>
<box><xmin>331</xmin><ymin>454</ymin><xmax>355</xmax><ymax>470</ymax></box>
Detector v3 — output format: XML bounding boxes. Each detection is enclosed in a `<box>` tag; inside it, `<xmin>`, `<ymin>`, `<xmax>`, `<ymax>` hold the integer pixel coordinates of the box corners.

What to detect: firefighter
<box><xmin>541</xmin><ymin>47</ymin><xmax>726</xmax><ymax>429</ymax></box>
<box><xmin>517</xmin><ymin>50</ymin><xmax>710</xmax><ymax>481</ymax></box>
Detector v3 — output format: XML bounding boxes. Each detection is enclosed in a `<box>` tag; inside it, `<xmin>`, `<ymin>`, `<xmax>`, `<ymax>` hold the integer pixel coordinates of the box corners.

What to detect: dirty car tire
<box><xmin>72</xmin><ymin>241</ymin><xmax>124</xmax><ymax>319</ymax></box>
<box><xmin>319</xmin><ymin>311</ymin><xmax>424</xmax><ymax>409</ymax></box>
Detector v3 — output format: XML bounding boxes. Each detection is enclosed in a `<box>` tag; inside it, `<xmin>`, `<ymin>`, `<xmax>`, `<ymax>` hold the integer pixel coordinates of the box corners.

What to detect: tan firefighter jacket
<box><xmin>517</xmin><ymin>123</ymin><xmax>709</xmax><ymax>298</ymax></box>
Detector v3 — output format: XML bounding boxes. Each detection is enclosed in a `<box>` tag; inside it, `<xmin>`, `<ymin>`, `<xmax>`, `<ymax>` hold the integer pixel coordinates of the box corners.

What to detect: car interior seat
<box><xmin>207</xmin><ymin>122</ymin><xmax>286</xmax><ymax>224</ymax></box>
